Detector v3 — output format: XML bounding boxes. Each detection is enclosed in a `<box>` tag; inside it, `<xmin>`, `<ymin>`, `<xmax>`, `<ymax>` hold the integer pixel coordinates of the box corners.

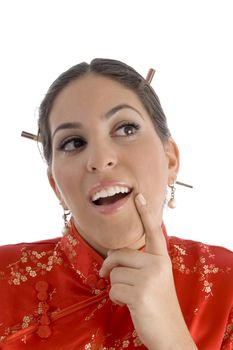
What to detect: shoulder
<box><xmin>0</xmin><ymin>237</ymin><xmax>61</xmax><ymax>270</ymax></box>
<box><xmin>169</xmin><ymin>235</ymin><xmax>233</xmax><ymax>267</ymax></box>
<box><xmin>169</xmin><ymin>236</ymin><xmax>233</xmax><ymax>303</ymax></box>
<box><xmin>169</xmin><ymin>235</ymin><xmax>233</xmax><ymax>284</ymax></box>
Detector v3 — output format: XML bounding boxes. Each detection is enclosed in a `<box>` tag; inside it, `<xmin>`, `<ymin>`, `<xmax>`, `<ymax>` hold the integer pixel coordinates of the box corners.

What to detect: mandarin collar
<box><xmin>61</xmin><ymin>217</ymin><xmax>170</xmax><ymax>280</ymax></box>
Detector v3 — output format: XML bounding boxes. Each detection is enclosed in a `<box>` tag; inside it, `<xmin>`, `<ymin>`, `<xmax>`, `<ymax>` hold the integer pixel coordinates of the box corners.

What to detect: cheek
<box><xmin>52</xmin><ymin>162</ymin><xmax>82</xmax><ymax>205</ymax></box>
<box><xmin>132</xmin><ymin>147</ymin><xmax>168</xmax><ymax>205</ymax></box>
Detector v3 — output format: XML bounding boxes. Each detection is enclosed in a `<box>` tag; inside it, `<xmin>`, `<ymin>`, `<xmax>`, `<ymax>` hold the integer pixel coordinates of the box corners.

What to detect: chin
<box><xmin>94</xmin><ymin>215</ymin><xmax>144</xmax><ymax>250</ymax></box>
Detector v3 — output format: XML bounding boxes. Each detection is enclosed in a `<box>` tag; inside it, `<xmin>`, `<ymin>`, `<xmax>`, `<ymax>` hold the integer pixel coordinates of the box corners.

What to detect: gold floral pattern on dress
<box><xmin>0</xmin><ymin>334</ymin><xmax>7</xmax><ymax>342</ymax></box>
<box><xmin>63</xmin><ymin>232</ymin><xmax>78</xmax><ymax>259</ymax></box>
<box><xmin>0</xmin><ymin>311</ymin><xmax>35</xmax><ymax>344</ymax></box>
<box><xmin>1</xmin><ymin>243</ymin><xmax>64</xmax><ymax>285</ymax></box>
<box><xmin>132</xmin><ymin>330</ymin><xmax>143</xmax><ymax>347</ymax></box>
<box><xmin>85</xmin><ymin>298</ymin><xmax>108</xmax><ymax>321</ymax></box>
<box><xmin>1</xmin><ymin>223</ymin><xmax>232</xmax><ymax>348</ymax></box>
<box><xmin>170</xmin><ymin>241</ymin><xmax>231</xmax><ymax>299</ymax></box>
<box><xmin>22</xmin><ymin>315</ymin><xmax>33</xmax><ymax>329</ymax></box>
<box><xmin>83</xmin><ymin>329</ymin><xmax>144</xmax><ymax>349</ymax></box>
<box><xmin>222</xmin><ymin>307</ymin><xmax>233</xmax><ymax>345</ymax></box>
<box><xmin>61</xmin><ymin>230</ymin><xmax>88</xmax><ymax>283</ymax></box>
<box><xmin>0</xmin><ymin>284</ymin><xmax>57</xmax><ymax>344</ymax></box>
<box><xmin>61</xmin><ymin>229</ymin><xmax>106</xmax><ymax>294</ymax></box>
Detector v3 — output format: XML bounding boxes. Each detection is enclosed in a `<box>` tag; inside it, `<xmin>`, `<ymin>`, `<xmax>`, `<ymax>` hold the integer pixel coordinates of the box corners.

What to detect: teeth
<box><xmin>91</xmin><ymin>186</ymin><xmax>131</xmax><ymax>202</ymax></box>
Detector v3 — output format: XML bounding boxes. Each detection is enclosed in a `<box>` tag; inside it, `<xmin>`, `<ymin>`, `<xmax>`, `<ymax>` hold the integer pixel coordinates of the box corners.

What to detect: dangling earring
<box><xmin>168</xmin><ymin>183</ymin><xmax>176</xmax><ymax>209</ymax></box>
<box><xmin>62</xmin><ymin>207</ymin><xmax>71</xmax><ymax>235</ymax></box>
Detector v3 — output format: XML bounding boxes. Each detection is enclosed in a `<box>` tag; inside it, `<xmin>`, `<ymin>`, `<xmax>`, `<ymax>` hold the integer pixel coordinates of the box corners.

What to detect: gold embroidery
<box><xmin>21</xmin><ymin>335</ymin><xmax>28</xmax><ymax>344</ymax></box>
<box><xmin>85</xmin><ymin>298</ymin><xmax>108</xmax><ymax>321</ymax></box>
<box><xmin>0</xmin><ymin>285</ymin><xmax>56</xmax><ymax>343</ymax></box>
<box><xmin>223</xmin><ymin>307</ymin><xmax>233</xmax><ymax>343</ymax></box>
<box><xmin>61</xmin><ymin>232</ymin><xmax>90</xmax><ymax>284</ymax></box>
<box><xmin>0</xmin><ymin>336</ymin><xmax>6</xmax><ymax>343</ymax></box>
<box><xmin>122</xmin><ymin>340</ymin><xmax>130</xmax><ymax>347</ymax></box>
<box><xmin>64</xmin><ymin>232</ymin><xmax>78</xmax><ymax>260</ymax></box>
<box><xmin>83</xmin><ymin>329</ymin><xmax>144</xmax><ymax>349</ymax></box>
<box><xmin>133</xmin><ymin>337</ymin><xmax>143</xmax><ymax>347</ymax></box>
<box><xmin>0</xmin><ymin>312</ymin><xmax>35</xmax><ymax>344</ymax></box>
<box><xmin>170</xmin><ymin>242</ymin><xmax>231</xmax><ymax>299</ymax></box>
<box><xmin>1</xmin><ymin>229</ymin><xmax>231</xmax><ymax>348</ymax></box>
<box><xmin>2</xmin><ymin>242</ymin><xmax>64</xmax><ymax>285</ymax></box>
<box><xmin>22</xmin><ymin>315</ymin><xmax>32</xmax><ymax>329</ymax></box>
<box><xmin>132</xmin><ymin>330</ymin><xmax>143</xmax><ymax>347</ymax></box>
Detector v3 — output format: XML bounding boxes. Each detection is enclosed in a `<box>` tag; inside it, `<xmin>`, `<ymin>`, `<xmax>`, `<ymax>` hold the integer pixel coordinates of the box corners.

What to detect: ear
<box><xmin>164</xmin><ymin>138</ymin><xmax>180</xmax><ymax>184</ymax></box>
<box><xmin>47</xmin><ymin>167</ymin><xmax>68</xmax><ymax>209</ymax></box>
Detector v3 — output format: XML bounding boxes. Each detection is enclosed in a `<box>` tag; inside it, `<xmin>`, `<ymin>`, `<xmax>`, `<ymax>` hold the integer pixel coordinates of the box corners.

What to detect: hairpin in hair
<box><xmin>175</xmin><ymin>181</ymin><xmax>193</xmax><ymax>189</ymax></box>
<box><xmin>21</xmin><ymin>131</ymin><xmax>41</xmax><ymax>142</ymax></box>
<box><xmin>145</xmin><ymin>68</ymin><xmax>156</xmax><ymax>84</ymax></box>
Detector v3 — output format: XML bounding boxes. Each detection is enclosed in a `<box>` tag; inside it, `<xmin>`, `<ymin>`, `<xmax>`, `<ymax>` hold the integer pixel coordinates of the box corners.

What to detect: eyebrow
<box><xmin>52</xmin><ymin>104</ymin><xmax>143</xmax><ymax>139</ymax></box>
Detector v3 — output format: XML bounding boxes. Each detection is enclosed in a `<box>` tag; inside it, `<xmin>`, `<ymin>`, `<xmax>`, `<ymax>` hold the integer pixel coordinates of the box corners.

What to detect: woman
<box><xmin>0</xmin><ymin>59</ymin><xmax>232</xmax><ymax>349</ymax></box>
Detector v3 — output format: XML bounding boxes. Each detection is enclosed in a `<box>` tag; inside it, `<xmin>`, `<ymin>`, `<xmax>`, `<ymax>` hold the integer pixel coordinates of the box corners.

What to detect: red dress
<box><xmin>0</xmin><ymin>218</ymin><xmax>232</xmax><ymax>349</ymax></box>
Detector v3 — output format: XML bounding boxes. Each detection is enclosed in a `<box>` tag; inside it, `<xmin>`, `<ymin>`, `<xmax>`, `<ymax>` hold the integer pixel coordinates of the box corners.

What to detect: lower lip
<box><xmin>90</xmin><ymin>193</ymin><xmax>131</xmax><ymax>215</ymax></box>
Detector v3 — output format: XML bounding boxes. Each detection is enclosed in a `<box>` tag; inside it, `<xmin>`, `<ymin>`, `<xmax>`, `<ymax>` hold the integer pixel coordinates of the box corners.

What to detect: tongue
<box><xmin>95</xmin><ymin>192</ymin><xmax>129</xmax><ymax>206</ymax></box>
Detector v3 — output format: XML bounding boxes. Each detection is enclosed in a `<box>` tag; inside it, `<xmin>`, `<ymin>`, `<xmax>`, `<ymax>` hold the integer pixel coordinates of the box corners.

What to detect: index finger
<box><xmin>135</xmin><ymin>193</ymin><xmax>169</xmax><ymax>256</ymax></box>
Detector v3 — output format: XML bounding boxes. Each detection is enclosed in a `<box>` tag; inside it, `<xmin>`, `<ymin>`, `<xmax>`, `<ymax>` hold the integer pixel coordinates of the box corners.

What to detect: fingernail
<box><xmin>136</xmin><ymin>193</ymin><xmax>147</xmax><ymax>206</ymax></box>
<box><xmin>99</xmin><ymin>268</ymin><xmax>104</xmax><ymax>277</ymax></box>
<box><xmin>107</xmin><ymin>250</ymin><xmax>114</xmax><ymax>256</ymax></box>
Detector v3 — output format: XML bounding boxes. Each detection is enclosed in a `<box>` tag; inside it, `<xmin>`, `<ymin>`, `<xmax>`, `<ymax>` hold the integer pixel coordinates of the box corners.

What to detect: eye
<box><xmin>115</xmin><ymin>122</ymin><xmax>140</xmax><ymax>137</ymax></box>
<box><xmin>58</xmin><ymin>137</ymin><xmax>86</xmax><ymax>152</ymax></box>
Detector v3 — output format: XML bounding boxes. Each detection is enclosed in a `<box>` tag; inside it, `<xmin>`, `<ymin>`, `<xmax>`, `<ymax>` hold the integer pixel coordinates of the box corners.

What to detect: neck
<box><xmin>73</xmin><ymin>219</ymin><xmax>146</xmax><ymax>257</ymax></box>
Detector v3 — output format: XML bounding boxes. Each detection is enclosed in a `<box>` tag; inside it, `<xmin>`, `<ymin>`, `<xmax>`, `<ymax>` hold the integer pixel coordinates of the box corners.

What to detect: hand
<box><xmin>99</xmin><ymin>193</ymin><xmax>197</xmax><ymax>350</ymax></box>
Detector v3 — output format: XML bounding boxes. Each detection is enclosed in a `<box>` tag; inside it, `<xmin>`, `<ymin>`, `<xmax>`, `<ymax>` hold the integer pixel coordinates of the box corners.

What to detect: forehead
<box><xmin>49</xmin><ymin>73</ymin><xmax>147</xmax><ymax>125</ymax></box>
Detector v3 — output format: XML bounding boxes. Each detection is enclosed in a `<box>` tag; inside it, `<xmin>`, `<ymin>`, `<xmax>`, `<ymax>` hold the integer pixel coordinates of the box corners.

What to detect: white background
<box><xmin>0</xmin><ymin>0</ymin><xmax>232</xmax><ymax>250</ymax></box>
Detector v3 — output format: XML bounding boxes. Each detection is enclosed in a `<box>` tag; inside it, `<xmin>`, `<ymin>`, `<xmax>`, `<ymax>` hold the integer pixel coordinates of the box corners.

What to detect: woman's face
<box><xmin>48</xmin><ymin>74</ymin><xmax>179</xmax><ymax>255</ymax></box>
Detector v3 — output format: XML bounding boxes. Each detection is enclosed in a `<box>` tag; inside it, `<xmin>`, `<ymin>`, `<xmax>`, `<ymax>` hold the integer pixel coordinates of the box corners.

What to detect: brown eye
<box><xmin>59</xmin><ymin>137</ymin><xmax>86</xmax><ymax>152</ymax></box>
<box><xmin>115</xmin><ymin>122</ymin><xmax>140</xmax><ymax>136</ymax></box>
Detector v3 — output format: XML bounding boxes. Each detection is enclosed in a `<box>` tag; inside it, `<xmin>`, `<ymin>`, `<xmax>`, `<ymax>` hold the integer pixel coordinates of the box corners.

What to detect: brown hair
<box><xmin>38</xmin><ymin>58</ymin><xmax>171</xmax><ymax>165</ymax></box>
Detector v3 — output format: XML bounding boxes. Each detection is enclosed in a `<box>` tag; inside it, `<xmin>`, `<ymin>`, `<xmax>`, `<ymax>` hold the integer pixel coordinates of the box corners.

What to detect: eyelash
<box><xmin>58</xmin><ymin>122</ymin><xmax>140</xmax><ymax>153</ymax></box>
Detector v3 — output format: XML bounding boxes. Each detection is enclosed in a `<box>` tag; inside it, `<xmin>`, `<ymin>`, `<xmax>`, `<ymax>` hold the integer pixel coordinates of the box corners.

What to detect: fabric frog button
<box><xmin>37</xmin><ymin>325</ymin><xmax>52</xmax><ymax>339</ymax></box>
<box><xmin>35</xmin><ymin>280</ymin><xmax>52</xmax><ymax>339</ymax></box>
<box><xmin>35</xmin><ymin>280</ymin><xmax>49</xmax><ymax>292</ymax></box>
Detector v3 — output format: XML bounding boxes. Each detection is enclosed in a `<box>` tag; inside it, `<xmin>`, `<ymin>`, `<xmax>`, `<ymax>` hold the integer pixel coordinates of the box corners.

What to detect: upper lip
<box><xmin>88</xmin><ymin>180</ymin><xmax>133</xmax><ymax>201</ymax></box>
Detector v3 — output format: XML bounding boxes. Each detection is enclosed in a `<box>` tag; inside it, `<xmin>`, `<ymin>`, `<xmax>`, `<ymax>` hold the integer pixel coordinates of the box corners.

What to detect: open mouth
<box><xmin>92</xmin><ymin>190</ymin><xmax>132</xmax><ymax>206</ymax></box>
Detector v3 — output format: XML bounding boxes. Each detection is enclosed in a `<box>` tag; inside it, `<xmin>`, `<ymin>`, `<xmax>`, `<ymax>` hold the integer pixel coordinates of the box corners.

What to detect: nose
<box><xmin>86</xmin><ymin>143</ymin><xmax>117</xmax><ymax>172</ymax></box>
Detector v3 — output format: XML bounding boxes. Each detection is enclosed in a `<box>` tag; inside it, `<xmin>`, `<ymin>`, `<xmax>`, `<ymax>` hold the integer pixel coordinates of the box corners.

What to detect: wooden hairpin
<box><xmin>21</xmin><ymin>131</ymin><xmax>40</xmax><ymax>142</ymax></box>
<box><xmin>145</xmin><ymin>68</ymin><xmax>156</xmax><ymax>84</ymax></box>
